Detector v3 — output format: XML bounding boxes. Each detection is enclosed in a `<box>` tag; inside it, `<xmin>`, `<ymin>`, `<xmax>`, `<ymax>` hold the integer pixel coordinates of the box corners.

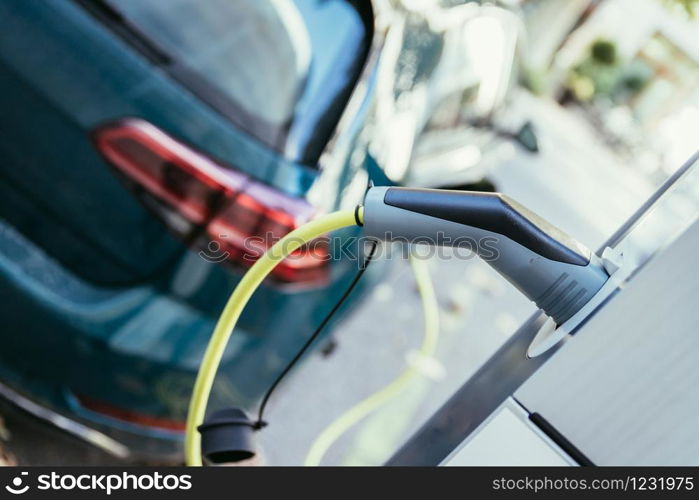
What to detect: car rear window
<box><xmin>97</xmin><ymin>0</ymin><xmax>373</xmax><ymax>165</ymax></box>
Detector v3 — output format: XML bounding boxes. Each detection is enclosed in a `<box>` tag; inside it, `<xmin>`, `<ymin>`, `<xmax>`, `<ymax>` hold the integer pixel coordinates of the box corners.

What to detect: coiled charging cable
<box><xmin>304</xmin><ymin>253</ymin><xmax>439</xmax><ymax>466</ymax></box>
<box><xmin>185</xmin><ymin>208</ymin><xmax>363</xmax><ymax>466</ymax></box>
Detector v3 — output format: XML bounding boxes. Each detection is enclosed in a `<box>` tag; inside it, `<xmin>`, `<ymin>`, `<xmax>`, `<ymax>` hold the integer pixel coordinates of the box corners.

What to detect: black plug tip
<box><xmin>198</xmin><ymin>408</ymin><xmax>259</xmax><ymax>464</ymax></box>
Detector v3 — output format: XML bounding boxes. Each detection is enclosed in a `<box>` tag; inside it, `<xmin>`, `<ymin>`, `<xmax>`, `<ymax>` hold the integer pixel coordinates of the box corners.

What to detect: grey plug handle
<box><xmin>363</xmin><ymin>186</ymin><xmax>608</xmax><ymax>324</ymax></box>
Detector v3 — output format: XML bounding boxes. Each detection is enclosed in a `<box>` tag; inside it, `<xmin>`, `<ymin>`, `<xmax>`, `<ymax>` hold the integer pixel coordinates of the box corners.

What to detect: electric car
<box><xmin>0</xmin><ymin>0</ymin><xmax>380</xmax><ymax>462</ymax></box>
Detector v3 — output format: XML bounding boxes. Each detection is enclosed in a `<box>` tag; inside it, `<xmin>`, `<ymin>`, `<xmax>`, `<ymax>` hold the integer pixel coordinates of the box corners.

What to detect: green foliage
<box><xmin>519</xmin><ymin>65</ymin><xmax>548</xmax><ymax>95</ymax></box>
<box><xmin>663</xmin><ymin>0</ymin><xmax>698</xmax><ymax>17</ymax></box>
<box><xmin>565</xmin><ymin>39</ymin><xmax>621</xmax><ymax>101</ymax></box>
<box><xmin>590</xmin><ymin>39</ymin><xmax>618</xmax><ymax>65</ymax></box>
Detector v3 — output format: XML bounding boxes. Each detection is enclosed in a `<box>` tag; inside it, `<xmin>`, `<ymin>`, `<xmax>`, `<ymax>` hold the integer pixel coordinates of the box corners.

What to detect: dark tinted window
<box><xmin>286</xmin><ymin>0</ymin><xmax>373</xmax><ymax>164</ymax></box>
<box><xmin>101</xmin><ymin>0</ymin><xmax>372</xmax><ymax>165</ymax></box>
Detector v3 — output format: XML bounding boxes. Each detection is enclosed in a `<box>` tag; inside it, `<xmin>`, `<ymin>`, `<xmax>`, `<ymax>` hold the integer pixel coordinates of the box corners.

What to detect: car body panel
<box><xmin>0</xmin><ymin>0</ymin><xmax>381</xmax><ymax>460</ymax></box>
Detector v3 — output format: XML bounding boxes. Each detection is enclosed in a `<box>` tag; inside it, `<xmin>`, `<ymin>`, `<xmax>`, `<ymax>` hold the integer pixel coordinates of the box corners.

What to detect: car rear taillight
<box><xmin>93</xmin><ymin>119</ymin><xmax>328</xmax><ymax>285</ymax></box>
<box><xmin>75</xmin><ymin>394</ymin><xmax>185</xmax><ymax>433</ymax></box>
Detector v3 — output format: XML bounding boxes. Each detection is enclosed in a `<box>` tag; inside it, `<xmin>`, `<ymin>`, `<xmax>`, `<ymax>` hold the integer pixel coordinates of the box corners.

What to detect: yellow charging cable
<box><xmin>304</xmin><ymin>253</ymin><xmax>439</xmax><ymax>466</ymax></box>
<box><xmin>185</xmin><ymin>208</ymin><xmax>362</xmax><ymax>466</ymax></box>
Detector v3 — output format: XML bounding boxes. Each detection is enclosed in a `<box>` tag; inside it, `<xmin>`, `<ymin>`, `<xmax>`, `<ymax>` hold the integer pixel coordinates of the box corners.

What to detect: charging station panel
<box><xmin>388</xmin><ymin>154</ymin><xmax>699</xmax><ymax>466</ymax></box>
<box><xmin>515</xmin><ymin>217</ymin><xmax>699</xmax><ymax>465</ymax></box>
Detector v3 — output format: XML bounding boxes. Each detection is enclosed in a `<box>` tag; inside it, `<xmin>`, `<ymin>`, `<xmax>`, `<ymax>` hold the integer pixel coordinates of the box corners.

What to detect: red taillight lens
<box><xmin>75</xmin><ymin>394</ymin><xmax>185</xmax><ymax>433</ymax></box>
<box><xmin>93</xmin><ymin>119</ymin><xmax>328</xmax><ymax>284</ymax></box>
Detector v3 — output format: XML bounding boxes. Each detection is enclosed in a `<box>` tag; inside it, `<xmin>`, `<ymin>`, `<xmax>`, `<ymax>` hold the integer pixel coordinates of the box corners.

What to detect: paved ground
<box><xmin>257</xmin><ymin>94</ymin><xmax>656</xmax><ymax>465</ymax></box>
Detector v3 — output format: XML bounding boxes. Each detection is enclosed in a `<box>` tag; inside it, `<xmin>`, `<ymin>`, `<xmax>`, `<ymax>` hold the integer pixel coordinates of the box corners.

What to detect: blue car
<box><xmin>0</xmin><ymin>0</ymin><xmax>380</xmax><ymax>462</ymax></box>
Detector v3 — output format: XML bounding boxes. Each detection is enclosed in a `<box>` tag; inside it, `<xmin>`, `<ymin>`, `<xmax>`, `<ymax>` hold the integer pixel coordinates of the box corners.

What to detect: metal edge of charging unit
<box><xmin>386</xmin><ymin>150</ymin><xmax>699</xmax><ymax>466</ymax></box>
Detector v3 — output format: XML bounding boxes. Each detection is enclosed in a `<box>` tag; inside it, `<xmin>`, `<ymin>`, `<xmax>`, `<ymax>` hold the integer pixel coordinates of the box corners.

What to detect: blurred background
<box><xmin>0</xmin><ymin>0</ymin><xmax>697</xmax><ymax>466</ymax></box>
